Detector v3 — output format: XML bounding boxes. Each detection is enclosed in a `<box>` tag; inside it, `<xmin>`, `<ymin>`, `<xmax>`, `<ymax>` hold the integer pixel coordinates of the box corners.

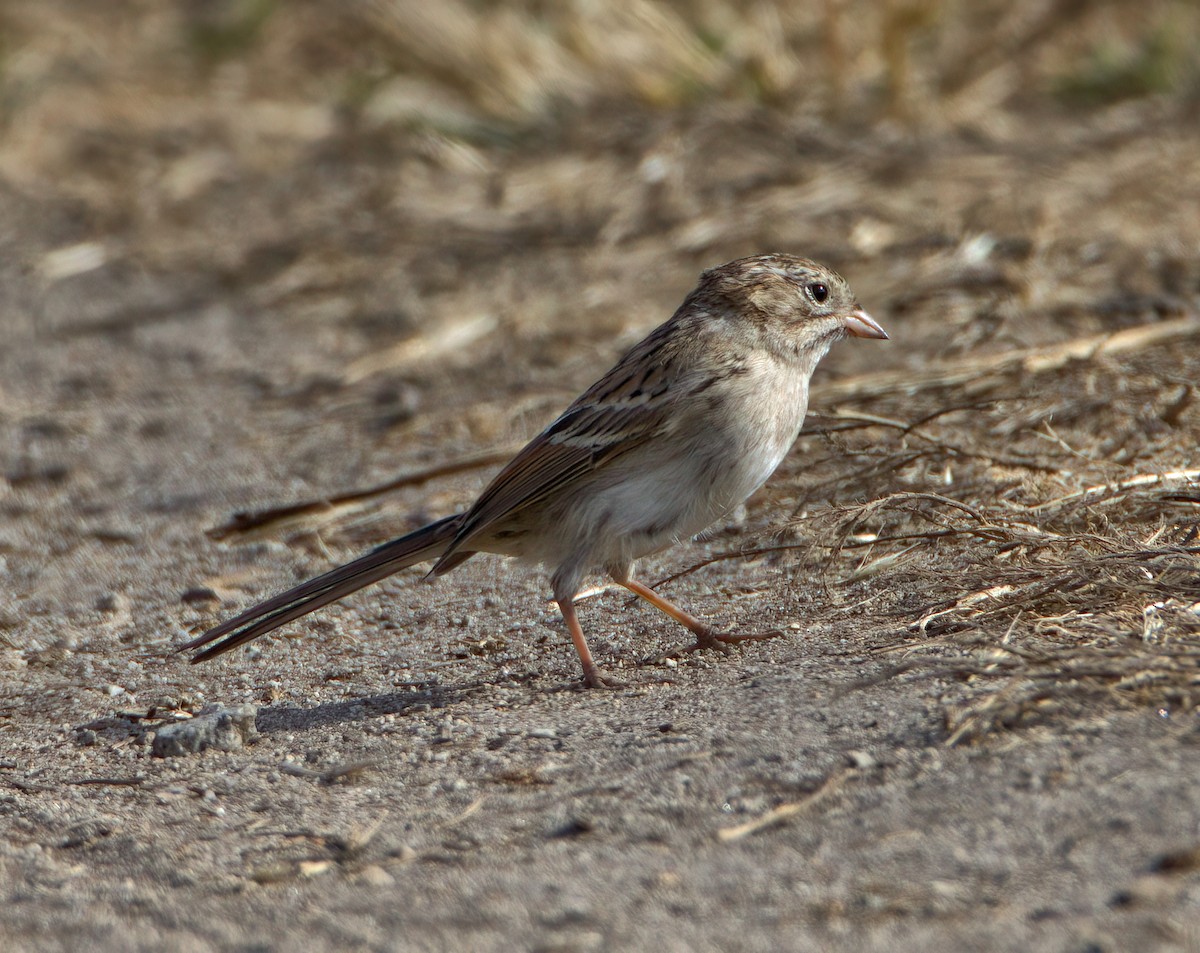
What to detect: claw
<box><xmin>582</xmin><ymin>665</ymin><xmax>627</xmax><ymax>689</ymax></box>
<box><xmin>644</xmin><ymin>628</ymin><xmax>786</xmax><ymax>665</ymax></box>
<box><xmin>714</xmin><ymin>628</ymin><xmax>786</xmax><ymax>646</ymax></box>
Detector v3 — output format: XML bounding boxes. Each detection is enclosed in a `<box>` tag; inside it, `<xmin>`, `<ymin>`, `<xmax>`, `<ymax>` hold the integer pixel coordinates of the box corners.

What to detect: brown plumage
<box><xmin>181</xmin><ymin>254</ymin><xmax>887</xmax><ymax>686</ymax></box>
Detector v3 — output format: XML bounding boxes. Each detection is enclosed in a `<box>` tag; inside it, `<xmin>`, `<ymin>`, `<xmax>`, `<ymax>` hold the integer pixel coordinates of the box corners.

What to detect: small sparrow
<box><xmin>181</xmin><ymin>254</ymin><xmax>886</xmax><ymax>687</ymax></box>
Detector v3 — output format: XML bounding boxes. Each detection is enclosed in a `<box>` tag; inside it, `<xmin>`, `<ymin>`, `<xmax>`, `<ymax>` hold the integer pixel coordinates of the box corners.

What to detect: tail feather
<box><xmin>180</xmin><ymin>513</ymin><xmax>464</xmax><ymax>662</ymax></box>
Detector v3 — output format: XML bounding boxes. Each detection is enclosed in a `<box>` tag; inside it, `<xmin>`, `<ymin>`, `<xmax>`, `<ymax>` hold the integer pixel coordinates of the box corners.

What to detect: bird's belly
<box><xmin>581</xmin><ymin>424</ymin><xmax>799</xmax><ymax>561</ymax></box>
<box><xmin>528</xmin><ymin>359</ymin><xmax>811</xmax><ymax>572</ymax></box>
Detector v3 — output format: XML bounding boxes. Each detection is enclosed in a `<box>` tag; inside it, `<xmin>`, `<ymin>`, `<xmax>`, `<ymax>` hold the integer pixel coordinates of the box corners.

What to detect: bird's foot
<box><xmin>710</xmin><ymin>628</ymin><xmax>786</xmax><ymax>648</ymax></box>
<box><xmin>581</xmin><ymin>665</ymin><xmax>628</xmax><ymax>690</ymax></box>
<box><xmin>647</xmin><ymin>627</ymin><xmax>786</xmax><ymax>664</ymax></box>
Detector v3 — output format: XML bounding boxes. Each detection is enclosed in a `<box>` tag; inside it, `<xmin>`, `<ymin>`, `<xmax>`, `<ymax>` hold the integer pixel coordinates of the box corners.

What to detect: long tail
<box><xmin>180</xmin><ymin>513</ymin><xmax>465</xmax><ymax>662</ymax></box>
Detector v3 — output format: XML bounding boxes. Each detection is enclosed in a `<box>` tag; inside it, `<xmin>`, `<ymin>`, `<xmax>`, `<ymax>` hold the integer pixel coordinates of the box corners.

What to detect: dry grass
<box><xmin>2</xmin><ymin>1</ymin><xmax>1198</xmax><ymax>741</ymax></box>
<box><xmin>2</xmin><ymin>1</ymin><xmax>1198</xmax><ymax>163</ymax></box>
<box><xmin>716</xmin><ymin>330</ymin><xmax>1200</xmax><ymax>743</ymax></box>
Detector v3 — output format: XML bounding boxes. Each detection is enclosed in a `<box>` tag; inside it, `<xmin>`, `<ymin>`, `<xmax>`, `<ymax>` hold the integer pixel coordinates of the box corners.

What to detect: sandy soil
<box><xmin>2</xmin><ymin>3</ymin><xmax>1200</xmax><ymax>951</ymax></box>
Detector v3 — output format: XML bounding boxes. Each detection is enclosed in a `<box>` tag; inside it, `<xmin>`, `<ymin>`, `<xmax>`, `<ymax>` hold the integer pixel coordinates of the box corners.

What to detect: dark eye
<box><xmin>807</xmin><ymin>282</ymin><xmax>829</xmax><ymax>303</ymax></box>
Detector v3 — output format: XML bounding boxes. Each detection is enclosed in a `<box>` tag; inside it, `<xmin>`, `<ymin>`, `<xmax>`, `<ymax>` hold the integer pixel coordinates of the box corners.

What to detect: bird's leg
<box><xmin>557</xmin><ymin>597</ymin><xmax>625</xmax><ymax>689</ymax></box>
<box><xmin>617</xmin><ymin>578</ymin><xmax>785</xmax><ymax>657</ymax></box>
<box><xmin>617</xmin><ymin>578</ymin><xmax>722</xmax><ymax>650</ymax></box>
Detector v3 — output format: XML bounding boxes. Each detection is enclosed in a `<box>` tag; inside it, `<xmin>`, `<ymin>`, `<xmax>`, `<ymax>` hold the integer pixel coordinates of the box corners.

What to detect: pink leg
<box><xmin>557</xmin><ymin>597</ymin><xmax>625</xmax><ymax>689</ymax></box>
<box><xmin>618</xmin><ymin>578</ymin><xmax>784</xmax><ymax>654</ymax></box>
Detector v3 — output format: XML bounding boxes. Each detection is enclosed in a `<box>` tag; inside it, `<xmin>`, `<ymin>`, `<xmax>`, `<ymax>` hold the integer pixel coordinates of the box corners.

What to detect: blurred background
<box><xmin>3</xmin><ymin>0</ymin><xmax>1198</xmax><ymax>353</ymax></box>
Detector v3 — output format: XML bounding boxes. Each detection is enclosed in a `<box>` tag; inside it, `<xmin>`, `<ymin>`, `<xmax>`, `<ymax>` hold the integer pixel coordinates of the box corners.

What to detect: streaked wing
<box><xmin>432</xmin><ymin>322</ymin><xmax>694</xmax><ymax>566</ymax></box>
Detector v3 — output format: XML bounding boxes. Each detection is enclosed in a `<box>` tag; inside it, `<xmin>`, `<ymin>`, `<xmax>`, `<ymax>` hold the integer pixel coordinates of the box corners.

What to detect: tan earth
<box><xmin>2</xmin><ymin>3</ymin><xmax>1199</xmax><ymax>951</ymax></box>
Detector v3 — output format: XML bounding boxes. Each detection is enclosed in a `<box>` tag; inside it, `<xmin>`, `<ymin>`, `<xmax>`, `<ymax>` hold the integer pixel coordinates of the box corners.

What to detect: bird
<box><xmin>180</xmin><ymin>254</ymin><xmax>887</xmax><ymax>687</ymax></box>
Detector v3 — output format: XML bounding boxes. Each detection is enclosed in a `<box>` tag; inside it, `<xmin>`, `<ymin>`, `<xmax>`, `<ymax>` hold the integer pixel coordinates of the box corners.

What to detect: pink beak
<box><xmin>843</xmin><ymin>309</ymin><xmax>888</xmax><ymax>340</ymax></box>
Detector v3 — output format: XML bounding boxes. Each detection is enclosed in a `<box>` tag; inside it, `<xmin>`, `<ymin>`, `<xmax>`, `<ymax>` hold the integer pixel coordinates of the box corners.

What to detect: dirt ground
<box><xmin>2</xmin><ymin>2</ymin><xmax>1200</xmax><ymax>951</ymax></box>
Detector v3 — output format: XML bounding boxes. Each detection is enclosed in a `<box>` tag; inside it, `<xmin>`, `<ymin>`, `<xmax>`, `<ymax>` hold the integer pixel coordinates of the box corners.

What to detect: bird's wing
<box><xmin>431</xmin><ymin>324</ymin><xmax>700</xmax><ymax>569</ymax></box>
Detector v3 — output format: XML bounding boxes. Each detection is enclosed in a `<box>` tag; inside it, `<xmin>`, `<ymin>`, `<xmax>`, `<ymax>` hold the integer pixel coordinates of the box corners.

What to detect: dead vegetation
<box><xmin>718</xmin><ymin>328</ymin><xmax>1200</xmax><ymax>742</ymax></box>
<box><xmin>3</xmin><ymin>0</ymin><xmax>1195</xmax><ymax>746</ymax></box>
<box><xmin>2</xmin><ymin>3</ymin><xmax>1200</xmax><ymax>949</ymax></box>
<box><xmin>188</xmin><ymin>295</ymin><xmax>1200</xmax><ymax>745</ymax></box>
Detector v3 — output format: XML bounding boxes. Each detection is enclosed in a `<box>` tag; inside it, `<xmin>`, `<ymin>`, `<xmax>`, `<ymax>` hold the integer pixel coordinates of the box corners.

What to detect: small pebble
<box><xmin>847</xmin><ymin>750</ymin><xmax>878</xmax><ymax>769</ymax></box>
<box><xmin>94</xmin><ymin>593</ymin><xmax>126</xmax><ymax>613</ymax></box>
<box><xmin>180</xmin><ymin>586</ymin><xmax>220</xmax><ymax>606</ymax></box>
<box><xmin>358</xmin><ymin>865</ymin><xmax>394</xmax><ymax>887</ymax></box>
<box><xmin>152</xmin><ymin>704</ymin><xmax>259</xmax><ymax>758</ymax></box>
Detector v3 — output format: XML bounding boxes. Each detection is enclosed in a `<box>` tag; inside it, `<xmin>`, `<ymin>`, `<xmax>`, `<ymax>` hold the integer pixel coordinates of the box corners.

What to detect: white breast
<box><xmin>576</xmin><ymin>352</ymin><xmax>812</xmax><ymax>564</ymax></box>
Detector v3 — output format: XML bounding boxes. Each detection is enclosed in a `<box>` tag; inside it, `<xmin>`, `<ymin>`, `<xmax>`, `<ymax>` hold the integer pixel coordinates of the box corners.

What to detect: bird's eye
<box><xmin>807</xmin><ymin>282</ymin><xmax>829</xmax><ymax>303</ymax></box>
